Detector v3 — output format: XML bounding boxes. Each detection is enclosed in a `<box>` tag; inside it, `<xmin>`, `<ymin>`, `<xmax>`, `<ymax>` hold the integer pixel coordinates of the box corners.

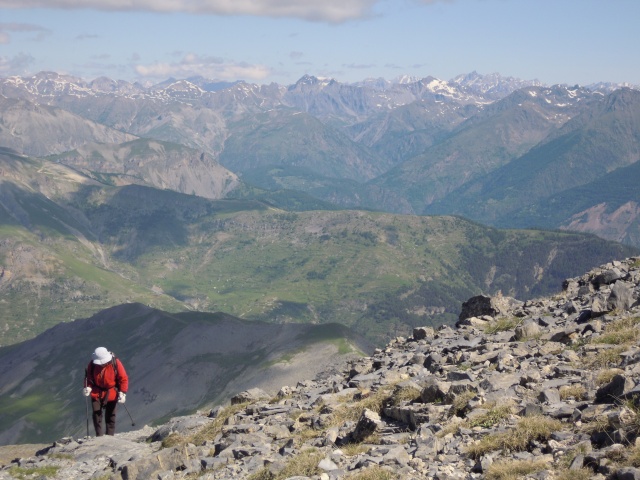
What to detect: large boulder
<box><xmin>457</xmin><ymin>295</ymin><xmax>523</xmax><ymax>324</ymax></box>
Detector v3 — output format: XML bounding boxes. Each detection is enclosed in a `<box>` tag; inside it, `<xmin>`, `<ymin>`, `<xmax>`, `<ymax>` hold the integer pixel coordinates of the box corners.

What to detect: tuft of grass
<box><xmin>466</xmin><ymin>416</ymin><xmax>564</xmax><ymax>459</ymax></box>
<box><xmin>554</xmin><ymin>468</ymin><xmax>594</xmax><ymax>480</ymax></box>
<box><xmin>185</xmin><ymin>402</ymin><xmax>250</xmax><ymax>446</ymax></box>
<box><xmin>328</xmin><ymin>387</ymin><xmax>392</xmax><ymax>427</ymax></box>
<box><xmin>468</xmin><ymin>403</ymin><xmax>513</xmax><ymax>429</ymax></box>
<box><xmin>559</xmin><ymin>384</ymin><xmax>587</xmax><ymax>401</ymax></box>
<box><xmin>483</xmin><ymin>317</ymin><xmax>520</xmax><ymax>335</ymax></box>
<box><xmin>485</xmin><ymin>458</ymin><xmax>549</xmax><ymax>480</ymax></box>
<box><xmin>451</xmin><ymin>391</ymin><xmax>476</xmax><ymax>416</ymax></box>
<box><xmin>247</xmin><ymin>449</ymin><xmax>324</xmax><ymax>480</ymax></box>
<box><xmin>161</xmin><ymin>432</ymin><xmax>185</xmax><ymax>448</ymax></box>
<box><xmin>276</xmin><ymin>449</ymin><xmax>323</xmax><ymax>479</ymax></box>
<box><xmin>341</xmin><ymin>443</ymin><xmax>372</xmax><ymax>457</ymax></box>
<box><xmin>389</xmin><ymin>384</ymin><xmax>421</xmax><ymax>406</ymax></box>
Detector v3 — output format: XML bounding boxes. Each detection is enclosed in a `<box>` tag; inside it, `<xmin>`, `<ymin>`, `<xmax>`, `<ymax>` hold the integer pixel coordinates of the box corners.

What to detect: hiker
<box><xmin>83</xmin><ymin>347</ymin><xmax>129</xmax><ymax>436</ymax></box>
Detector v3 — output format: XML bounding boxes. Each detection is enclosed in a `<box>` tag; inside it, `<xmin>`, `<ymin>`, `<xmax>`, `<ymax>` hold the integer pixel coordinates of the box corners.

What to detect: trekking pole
<box><xmin>85</xmin><ymin>396</ymin><xmax>90</xmax><ymax>437</ymax></box>
<box><xmin>83</xmin><ymin>370</ymin><xmax>90</xmax><ymax>437</ymax></box>
<box><xmin>122</xmin><ymin>403</ymin><xmax>135</xmax><ymax>427</ymax></box>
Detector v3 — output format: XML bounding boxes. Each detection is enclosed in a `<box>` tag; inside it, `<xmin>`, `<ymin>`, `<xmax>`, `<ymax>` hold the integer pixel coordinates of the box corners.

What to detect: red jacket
<box><xmin>86</xmin><ymin>358</ymin><xmax>129</xmax><ymax>403</ymax></box>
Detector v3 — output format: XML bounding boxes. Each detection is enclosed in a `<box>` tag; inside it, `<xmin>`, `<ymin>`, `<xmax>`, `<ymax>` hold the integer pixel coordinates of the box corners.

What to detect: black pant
<box><xmin>92</xmin><ymin>399</ymin><xmax>117</xmax><ymax>436</ymax></box>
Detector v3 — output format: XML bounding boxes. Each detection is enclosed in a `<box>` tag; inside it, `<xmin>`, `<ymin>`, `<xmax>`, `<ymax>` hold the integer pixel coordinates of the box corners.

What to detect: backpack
<box><xmin>87</xmin><ymin>352</ymin><xmax>122</xmax><ymax>392</ymax></box>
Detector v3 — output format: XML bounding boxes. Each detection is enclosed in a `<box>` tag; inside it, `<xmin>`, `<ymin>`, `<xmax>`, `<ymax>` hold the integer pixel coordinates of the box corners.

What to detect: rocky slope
<box><xmin>3</xmin><ymin>257</ymin><xmax>640</xmax><ymax>479</ymax></box>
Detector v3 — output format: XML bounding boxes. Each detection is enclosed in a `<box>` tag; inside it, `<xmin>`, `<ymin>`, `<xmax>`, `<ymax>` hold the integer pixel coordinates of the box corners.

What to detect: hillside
<box><xmin>1</xmin><ymin>257</ymin><xmax>639</xmax><ymax>479</ymax></box>
<box><xmin>48</xmin><ymin>138</ymin><xmax>241</xmax><ymax>200</ymax></box>
<box><xmin>0</xmin><ymin>303</ymin><xmax>373</xmax><ymax>446</ymax></box>
<box><xmin>371</xmin><ymin>85</ymin><xmax>597</xmax><ymax>212</ymax></box>
<box><xmin>427</xmin><ymin>88</ymin><xmax>640</xmax><ymax>226</ymax></box>
<box><xmin>498</xmin><ymin>159</ymin><xmax>640</xmax><ymax>246</ymax></box>
<box><xmin>1</xmin><ymin>150</ymin><xmax>637</xmax><ymax>346</ymax></box>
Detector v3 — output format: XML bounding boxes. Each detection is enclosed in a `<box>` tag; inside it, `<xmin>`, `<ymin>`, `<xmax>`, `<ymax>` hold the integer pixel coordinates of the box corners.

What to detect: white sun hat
<box><xmin>92</xmin><ymin>347</ymin><xmax>113</xmax><ymax>365</ymax></box>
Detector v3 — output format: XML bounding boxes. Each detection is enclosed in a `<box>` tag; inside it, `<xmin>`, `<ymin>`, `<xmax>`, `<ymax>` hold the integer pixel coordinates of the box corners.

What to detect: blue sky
<box><xmin>1</xmin><ymin>0</ymin><xmax>638</xmax><ymax>86</ymax></box>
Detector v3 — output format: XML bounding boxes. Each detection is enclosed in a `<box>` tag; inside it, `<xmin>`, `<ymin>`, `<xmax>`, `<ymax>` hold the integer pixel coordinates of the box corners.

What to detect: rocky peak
<box><xmin>3</xmin><ymin>257</ymin><xmax>640</xmax><ymax>479</ymax></box>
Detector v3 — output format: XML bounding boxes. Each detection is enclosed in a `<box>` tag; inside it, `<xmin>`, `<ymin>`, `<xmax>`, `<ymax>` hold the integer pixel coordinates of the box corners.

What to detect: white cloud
<box><xmin>134</xmin><ymin>53</ymin><xmax>271</xmax><ymax>81</ymax></box>
<box><xmin>0</xmin><ymin>52</ymin><xmax>35</xmax><ymax>75</ymax></box>
<box><xmin>0</xmin><ymin>0</ymin><xmax>379</xmax><ymax>22</ymax></box>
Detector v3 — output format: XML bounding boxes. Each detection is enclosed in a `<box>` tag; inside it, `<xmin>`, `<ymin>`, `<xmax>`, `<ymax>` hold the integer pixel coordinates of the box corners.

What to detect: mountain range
<box><xmin>1</xmin><ymin>71</ymin><xmax>639</xmax><ymax>248</ymax></box>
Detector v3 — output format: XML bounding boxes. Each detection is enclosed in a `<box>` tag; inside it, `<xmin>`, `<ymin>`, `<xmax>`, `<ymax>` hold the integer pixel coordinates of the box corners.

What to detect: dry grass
<box><xmin>184</xmin><ymin>402</ymin><xmax>250</xmax><ymax>446</ymax></box>
<box><xmin>451</xmin><ymin>391</ymin><xmax>477</xmax><ymax>416</ymax></box>
<box><xmin>554</xmin><ymin>468</ymin><xmax>594</xmax><ymax>480</ymax></box>
<box><xmin>468</xmin><ymin>403</ymin><xmax>513</xmax><ymax>428</ymax></box>
<box><xmin>248</xmin><ymin>449</ymin><xmax>324</xmax><ymax>480</ymax></box>
<box><xmin>559</xmin><ymin>384</ymin><xmax>587</xmax><ymax>401</ymax></box>
<box><xmin>160</xmin><ymin>432</ymin><xmax>184</xmax><ymax>448</ymax></box>
<box><xmin>466</xmin><ymin>416</ymin><xmax>564</xmax><ymax>459</ymax></box>
<box><xmin>624</xmin><ymin>443</ymin><xmax>640</xmax><ymax>467</ymax></box>
<box><xmin>593</xmin><ymin>317</ymin><xmax>640</xmax><ymax>345</ymax></box>
<box><xmin>341</xmin><ymin>443</ymin><xmax>372</xmax><ymax>457</ymax></box>
<box><xmin>595</xmin><ymin>368</ymin><xmax>625</xmax><ymax>386</ymax></box>
<box><xmin>586</xmin><ymin>346</ymin><xmax>626</xmax><ymax>369</ymax></box>
<box><xmin>389</xmin><ymin>384</ymin><xmax>421</xmax><ymax>406</ymax></box>
<box><xmin>483</xmin><ymin>317</ymin><xmax>521</xmax><ymax>335</ymax></box>
<box><xmin>485</xmin><ymin>458</ymin><xmax>549</xmax><ymax>480</ymax></box>
<box><xmin>328</xmin><ymin>387</ymin><xmax>392</xmax><ymax>427</ymax></box>
<box><xmin>579</xmin><ymin>317</ymin><xmax>640</xmax><ymax>368</ymax></box>
<box><xmin>275</xmin><ymin>449</ymin><xmax>323</xmax><ymax>479</ymax></box>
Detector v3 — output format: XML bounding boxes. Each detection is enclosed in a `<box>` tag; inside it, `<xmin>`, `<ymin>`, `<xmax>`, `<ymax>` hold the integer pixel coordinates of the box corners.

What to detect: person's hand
<box><xmin>83</xmin><ymin>387</ymin><xmax>92</xmax><ymax>397</ymax></box>
<box><xmin>118</xmin><ymin>392</ymin><xmax>126</xmax><ymax>403</ymax></box>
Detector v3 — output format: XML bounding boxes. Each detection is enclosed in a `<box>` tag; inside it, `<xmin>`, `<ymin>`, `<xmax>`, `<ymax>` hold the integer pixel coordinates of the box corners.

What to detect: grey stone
<box><xmin>515</xmin><ymin>318</ymin><xmax>541</xmax><ymax>340</ymax></box>
<box><xmin>413</xmin><ymin>327</ymin><xmax>435</xmax><ymax>340</ymax></box>
<box><xmin>595</xmin><ymin>375</ymin><xmax>635</xmax><ymax>404</ymax></box>
<box><xmin>616</xmin><ymin>467</ymin><xmax>640</xmax><ymax>480</ymax></box>
<box><xmin>421</xmin><ymin>379</ymin><xmax>451</xmax><ymax>403</ymax></box>
<box><xmin>538</xmin><ymin>388</ymin><xmax>561</xmax><ymax>404</ymax></box>
<box><xmin>592</xmin><ymin>268</ymin><xmax>626</xmax><ymax>288</ymax></box>
<box><xmin>608</xmin><ymin>281</ymin><xmax>636</xmax><ymax>312</ymax></box>
<box><xmin>351</xmin><ymin>409</ymin><xmax>383</xmax><ymax>442</ymax></box>
<box><xmin>231</xmin><ymin>388</ymin><xmax>270</xmax><ymax>405</ymax></box>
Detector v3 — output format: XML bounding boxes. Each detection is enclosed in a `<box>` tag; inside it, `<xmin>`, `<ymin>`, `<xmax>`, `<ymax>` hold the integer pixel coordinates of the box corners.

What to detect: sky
<box><xmin>0</xmin><ymin>0</ymin><xmax>639</xmax><ymax>87</ymax></box>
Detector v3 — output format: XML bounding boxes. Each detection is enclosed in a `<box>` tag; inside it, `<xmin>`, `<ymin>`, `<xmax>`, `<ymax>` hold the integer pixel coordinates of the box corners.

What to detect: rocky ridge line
<box><xmin>2</xmin><ymin>257</ymin><xmax>640</xmax><ymax>480</ymax></box>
